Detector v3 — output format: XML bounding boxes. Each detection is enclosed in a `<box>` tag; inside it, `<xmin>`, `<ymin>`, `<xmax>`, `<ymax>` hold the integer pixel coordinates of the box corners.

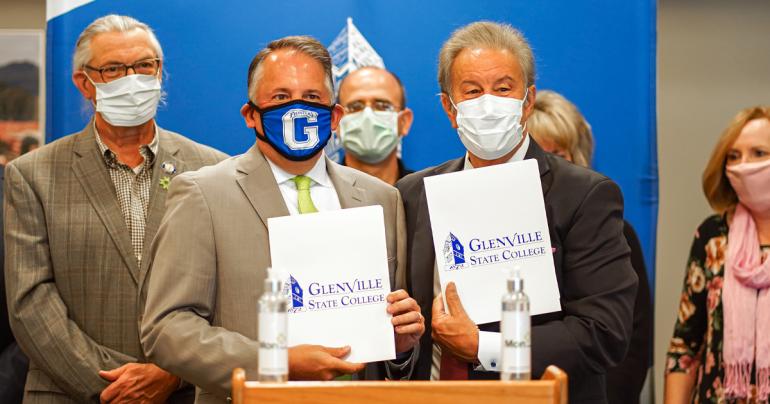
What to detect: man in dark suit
<box><xmin>395</xmin><ymin>21</ymin><xmax>638</xmax><ymax>404</ymax></box>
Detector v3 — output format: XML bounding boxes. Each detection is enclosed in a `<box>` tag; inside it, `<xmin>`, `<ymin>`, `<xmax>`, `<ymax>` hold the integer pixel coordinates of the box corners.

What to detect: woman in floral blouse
<box><xmin>665</xmin><ymin>106</ymin><xmax>770</xmax><ymax>403</ymax></box>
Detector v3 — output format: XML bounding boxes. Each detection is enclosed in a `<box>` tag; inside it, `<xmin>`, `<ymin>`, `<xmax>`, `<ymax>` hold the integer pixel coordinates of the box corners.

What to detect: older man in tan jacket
<box><xmin>3</xmin><ymin>15</ymin><xmax>226</xmax><ymax>403</ymax></box>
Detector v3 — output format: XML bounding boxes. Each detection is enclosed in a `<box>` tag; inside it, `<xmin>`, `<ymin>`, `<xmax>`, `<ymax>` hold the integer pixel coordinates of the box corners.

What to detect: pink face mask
<box><xmin>726</xmin><ymin>158</ymin><xmax>770</xmax><ymax>215</ymax></box>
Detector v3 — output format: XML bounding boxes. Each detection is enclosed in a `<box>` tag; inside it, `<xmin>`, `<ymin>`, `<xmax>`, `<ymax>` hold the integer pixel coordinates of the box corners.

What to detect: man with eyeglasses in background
<box><xmin>3</xmin><ymin>14</ymin><xmax>226</xmax><ymax>404</ymax></box>
<box><xmin>336</xmin><ymin>67</ymin><xmax>414</xmax><ymax>185</ymax></box>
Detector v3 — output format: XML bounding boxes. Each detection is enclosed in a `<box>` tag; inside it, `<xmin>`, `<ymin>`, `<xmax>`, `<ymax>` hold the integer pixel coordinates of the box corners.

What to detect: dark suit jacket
<box><xmin>605</xmin><ymin>222</ymin><xmax>652</xmax><ymax>404</ymax></box>
<box><xmin>395</xmin><ymin>139</ymin><xmax>638</xmax><ymax>404</ymax></box>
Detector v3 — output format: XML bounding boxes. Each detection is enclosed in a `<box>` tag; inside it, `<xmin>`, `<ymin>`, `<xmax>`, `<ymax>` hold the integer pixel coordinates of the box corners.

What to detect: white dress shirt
<box><xmin>431</xmin><ymin>134</ymin><xmax>531</xmax><ymax>380</ymax></box>
<box><xmin>266</xmin><ymin>155</ymin><xmax>342</xmax><ymax>215</ymax></box>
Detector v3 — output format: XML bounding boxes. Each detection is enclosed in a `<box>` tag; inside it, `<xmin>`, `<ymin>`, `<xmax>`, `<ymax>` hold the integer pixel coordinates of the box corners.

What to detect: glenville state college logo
<box><xmin>290</xmin><ymin>275</ymin><xmax>304</xmax><ymax>309</ymax></box>
<box><xmin>284</xmin><ymin>274</ymin><xmax>386</xmax><ymax>313</ymax></box>
<box><xmin>444</xmin><ymin>232</ymin><xmax>466</xmax><ymax>270</ymax></box>
<box><xmin>442</xmin><ymin>230</ymin><xmax>550</xmax><ymax>272</ymax></box>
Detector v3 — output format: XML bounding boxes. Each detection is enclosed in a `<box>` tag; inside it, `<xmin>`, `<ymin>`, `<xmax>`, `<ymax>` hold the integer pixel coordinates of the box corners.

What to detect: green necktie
<box><xmin>293</xmin><ymin>175</ymin><xmax>346</xmax><ymax>380</ymax></box>
<box><xmin>291</xmin><ymin>175</ymin><xmax>318</xmax><ymax>214</ymax></box>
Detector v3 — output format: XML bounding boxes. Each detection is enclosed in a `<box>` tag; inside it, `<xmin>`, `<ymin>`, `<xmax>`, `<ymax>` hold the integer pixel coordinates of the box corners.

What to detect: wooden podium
<box><xmin>231</xmin><ymin>366</ymin><xmax>567</xmax><ymax>404</ymax></box>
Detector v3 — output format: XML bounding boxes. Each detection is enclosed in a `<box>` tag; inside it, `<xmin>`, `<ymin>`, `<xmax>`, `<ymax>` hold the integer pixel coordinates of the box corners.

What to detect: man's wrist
<box><xmin>474</xmin><ymin>331</ymin><xmax>502</xmax><ymax>372</ymax></box>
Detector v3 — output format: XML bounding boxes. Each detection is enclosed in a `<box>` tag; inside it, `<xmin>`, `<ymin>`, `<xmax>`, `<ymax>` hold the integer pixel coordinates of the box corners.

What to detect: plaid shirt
<box><xmin>94</xmin><ymin>125</ymin><xmax>159</xmax><ymax>265</ymax></box>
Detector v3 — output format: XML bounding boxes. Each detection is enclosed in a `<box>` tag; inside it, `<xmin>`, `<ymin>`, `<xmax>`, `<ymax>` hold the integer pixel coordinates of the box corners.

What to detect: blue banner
<box><xmin>46</xmin><ymin>0</ymin><xmax>658</xmax><ymax>286</ymax></box>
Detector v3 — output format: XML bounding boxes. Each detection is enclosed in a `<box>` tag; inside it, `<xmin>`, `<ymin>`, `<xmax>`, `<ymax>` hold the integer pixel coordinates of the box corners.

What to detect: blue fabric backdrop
<box><xmin>46</xmin><ymin>0</ymin><xmax>658</xmax><ymax>287</ymax></box>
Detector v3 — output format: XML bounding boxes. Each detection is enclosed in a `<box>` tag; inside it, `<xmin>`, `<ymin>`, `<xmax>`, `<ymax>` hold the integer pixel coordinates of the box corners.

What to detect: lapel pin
<box><xmin>159</xmin><ymin>176</ymin><xmax>171</xmax><ymax>190</ymax></box>
<box><xmin>161</xmin><ymin>161</ymin><xmax>177</xmax><ymax>175</ymax></box>
<box><xmin>159</xmin><ymin>161</ymin><xmax>176</xmax><ymax>190</ymax></box>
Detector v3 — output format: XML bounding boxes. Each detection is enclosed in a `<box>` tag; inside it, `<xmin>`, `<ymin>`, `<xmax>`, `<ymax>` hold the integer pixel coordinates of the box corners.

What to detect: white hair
<box><xmin>72</xmin><ymin>14</ymin><xmax>163</xmax><ymax>71</ymax></box>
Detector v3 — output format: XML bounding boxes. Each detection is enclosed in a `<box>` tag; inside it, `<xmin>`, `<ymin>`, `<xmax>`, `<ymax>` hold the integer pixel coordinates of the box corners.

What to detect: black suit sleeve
<box><xmin>605</xmin><ymin>222</ymin><xmax>651</xmax><ymax>404</ymax></box>
<box><xmin>531</xmin><ymin>179</ymin><xmax>638</xmax><ymax>382</ymax></box>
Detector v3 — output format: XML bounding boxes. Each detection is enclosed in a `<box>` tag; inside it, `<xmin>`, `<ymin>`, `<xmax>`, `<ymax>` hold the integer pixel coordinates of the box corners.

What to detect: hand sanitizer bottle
<box><xmin>258</xmin><ymin>267</ymin><xmax>289</xmax><ymax>382</ymax></box>
<box><xmin>501</xmin><ymin>268</ymin><xmax>531</xmax><ymax>381</ymax></box>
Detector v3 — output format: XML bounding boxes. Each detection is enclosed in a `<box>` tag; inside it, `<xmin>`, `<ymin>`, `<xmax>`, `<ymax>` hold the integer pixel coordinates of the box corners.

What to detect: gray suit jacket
<box><xmin>140</xmin><ymin>145</ymin><xmax>406</xmax><ymax>404</ymax></box>
<box><xmin>3</xmin><ymin>123</ymin><xmax>227</xmax><ymax>403</ymax></box>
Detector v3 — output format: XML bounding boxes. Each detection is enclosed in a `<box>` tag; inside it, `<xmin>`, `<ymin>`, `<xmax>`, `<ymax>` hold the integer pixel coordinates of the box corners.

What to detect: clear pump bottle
<box><xmin>258</xmin><ymin>267</ymin><xmax>289</xmax><ymax>382</ymax></box>
<box><xmin>501</xmin><ymin>269</ymin><xmax>531</xmax><ymax>381</ymax></box>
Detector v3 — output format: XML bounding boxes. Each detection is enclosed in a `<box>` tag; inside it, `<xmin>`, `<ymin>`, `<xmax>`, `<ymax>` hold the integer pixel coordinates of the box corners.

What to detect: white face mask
<box><xmin>452</xmin><ymin>91</ymin><xmax>527</xmax><ymax>160</ymax></box>
<box><xmin>88</xmin><ymin>73</ymin><xmax>161</xmax><ymax>127</ymax></box>
<box><xmin>339</xmin><ymin>107</ymin><xmax>400</xmax><ymax>164</ymax></box>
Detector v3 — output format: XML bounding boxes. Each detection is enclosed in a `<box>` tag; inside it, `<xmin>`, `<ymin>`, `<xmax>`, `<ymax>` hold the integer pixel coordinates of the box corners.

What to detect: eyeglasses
<box><xmin>85</xmin><ymin>58</ymin><xmax>161</xmax><ymax>81</ymax></box>
<box><xmin>344</xmin><ymin>100</ymin><xmax>398</xmax><ymax>113</ymax></box>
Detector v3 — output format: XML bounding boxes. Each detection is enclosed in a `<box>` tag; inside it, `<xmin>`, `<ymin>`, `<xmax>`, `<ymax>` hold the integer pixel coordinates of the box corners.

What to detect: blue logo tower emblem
<box><xmin>290</xmin><ymin>275</ymin><xmax>304</xmax><ymax>308</ymax></box>
<box><xmin>443</xmin><ymin>232</ymin><xmax>466</xmax><ymax>269</ymax></box>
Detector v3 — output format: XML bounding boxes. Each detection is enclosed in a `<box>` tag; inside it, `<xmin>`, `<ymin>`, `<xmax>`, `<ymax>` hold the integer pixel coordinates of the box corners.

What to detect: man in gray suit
<box><xmin>140</xmin><ymin>35</ymin><xmax>424</xmax><ymax>403</ymax></box>
<box><xmin>3</xmin><ymin>15</ymin><xmax>226</xmax><ymax>403</ymax></box>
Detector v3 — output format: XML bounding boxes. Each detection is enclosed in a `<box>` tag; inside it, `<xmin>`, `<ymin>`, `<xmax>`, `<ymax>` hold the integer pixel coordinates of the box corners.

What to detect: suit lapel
<box><xmin>72</xmin><ymin>125</ymin><xmax>139</xmax><ymax>284</ymax></box>
<box><xmin>414</xmin><ymin>157</ymin><xmax>464</xmax><ymax>256</ymax></box>
<box><xmin>141</xmin><ymin>129</ymin><xmax>183</xmax><ymax>267</ymax></box>
<box><xmin>413</xmin><ymin>157</ymin><xmax>465</xmax><ymax>305</ymax></box>
<box><xmin>326</xmin><ymin>157</ymin><xmax>367</xmax><ymax>209</ymax></box>
<box><xmin>236</xmin><ymin>145</ymin><xmax>290</xmax><ymax>228</ymax></box>
<box><xmin>524</xmin><ymin>137</ymin><xmax>553</xmax><ymax>196</ymax></box>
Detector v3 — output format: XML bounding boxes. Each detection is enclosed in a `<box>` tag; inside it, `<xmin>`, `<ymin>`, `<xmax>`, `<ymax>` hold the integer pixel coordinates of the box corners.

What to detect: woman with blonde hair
<box><xmin>665</xmin><ymin>106</ymin><xmax>770</xmax><ymax>403</ymax></box>
<box><xmin>528</xmin><ymin>89</ymin><xmax>652</xmax><ymax>404</ymax></box>
<box><xmin>527</xmin><ymin>90</ymin><xmax>594</xmax><ymax>166</ymax></box>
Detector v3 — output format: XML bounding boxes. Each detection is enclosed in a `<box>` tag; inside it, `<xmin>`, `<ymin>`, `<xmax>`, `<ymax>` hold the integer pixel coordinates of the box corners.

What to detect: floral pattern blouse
<box><xmin>667</xmin><ymin>214</ymin><xmax>769</xmax><ymax>403</ymax></box>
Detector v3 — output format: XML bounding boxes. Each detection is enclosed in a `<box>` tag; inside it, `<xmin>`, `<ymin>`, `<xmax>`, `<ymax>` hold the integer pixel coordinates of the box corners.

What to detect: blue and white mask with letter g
<box><xmin>249</xmin><ymin>100</ymin><xmax>333</xmax><ymax>161</ymax></box>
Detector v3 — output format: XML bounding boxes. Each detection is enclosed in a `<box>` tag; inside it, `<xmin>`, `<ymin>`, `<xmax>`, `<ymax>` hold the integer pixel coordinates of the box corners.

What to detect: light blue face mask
<box><xmin>339</xmin><ymin>107</ymin><xmax>400</xmax><ymax>164</ymax></box>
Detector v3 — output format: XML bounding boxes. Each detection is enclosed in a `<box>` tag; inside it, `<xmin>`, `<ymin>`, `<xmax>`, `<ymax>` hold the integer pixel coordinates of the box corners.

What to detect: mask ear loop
<box><xmin>520</xmin><ymin>87</ymin><xmax>530</xmax><ymax>135</ymax></box>
<box><xmin>446</xmin><ymin>94</ymin><xmax>459</xmax><ymax>114</ymax></box>
<box><xmin>83</xmin><ymin>72</ymin><xmax>100</xmax><ymax>107</ymax></box>
<box><xmin>155</xmin><ymin>64</ymin><xmax>167</xmax><ymax>107</ymax></box>
<box><xmin>247</xmin><ymin>100</ymin><xmax>262</xmax><ymax>113</ymax></box>
<box><xmin>84</xmin><ymin>72</ymin><xmax>97</xmax><ymax>86</ymax></box>
<box><xmin>247</xmin><ymin>100</ymin><xmax>268</xmax><ymax>141</ymax></box>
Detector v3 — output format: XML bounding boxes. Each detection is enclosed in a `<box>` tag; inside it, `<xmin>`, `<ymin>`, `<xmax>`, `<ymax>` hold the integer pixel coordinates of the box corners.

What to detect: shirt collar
<box><xmin>463</xmin><ymin>133</ymin><xmax>530</xmax><ymax>171</ymax></box>
<box><xmin>93</xmin><ymin>121</ymin><xmax>159</xmax><ymax>167</ymax></box>
<box><xmin>266</xmin><ymin>154</ymin><xmax>333</xmax><ymax>188</ymax></box>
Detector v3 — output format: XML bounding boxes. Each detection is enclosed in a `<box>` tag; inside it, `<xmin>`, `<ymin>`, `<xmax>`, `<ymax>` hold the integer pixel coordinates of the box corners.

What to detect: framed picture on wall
<box><xmin>0</xmin><ymin>29</ymin><xmax>44</xmax><ymax>164</ymax></box>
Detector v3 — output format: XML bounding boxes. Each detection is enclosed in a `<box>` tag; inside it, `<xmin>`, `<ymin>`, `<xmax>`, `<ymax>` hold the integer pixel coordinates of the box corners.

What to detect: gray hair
<box><xmin>438</xmin><ymin>21</ymin><xmax>535</xmax><ymax>95</ymax></box>
<box><xmin>73</xmin><ymin>14</ymin><xmax>163</xmax><ymax>71</ymax></box>
<box><xmin>247</xmin><ymin>36</ymin><xmax>334</xmax><ymax>103</ymax></box>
